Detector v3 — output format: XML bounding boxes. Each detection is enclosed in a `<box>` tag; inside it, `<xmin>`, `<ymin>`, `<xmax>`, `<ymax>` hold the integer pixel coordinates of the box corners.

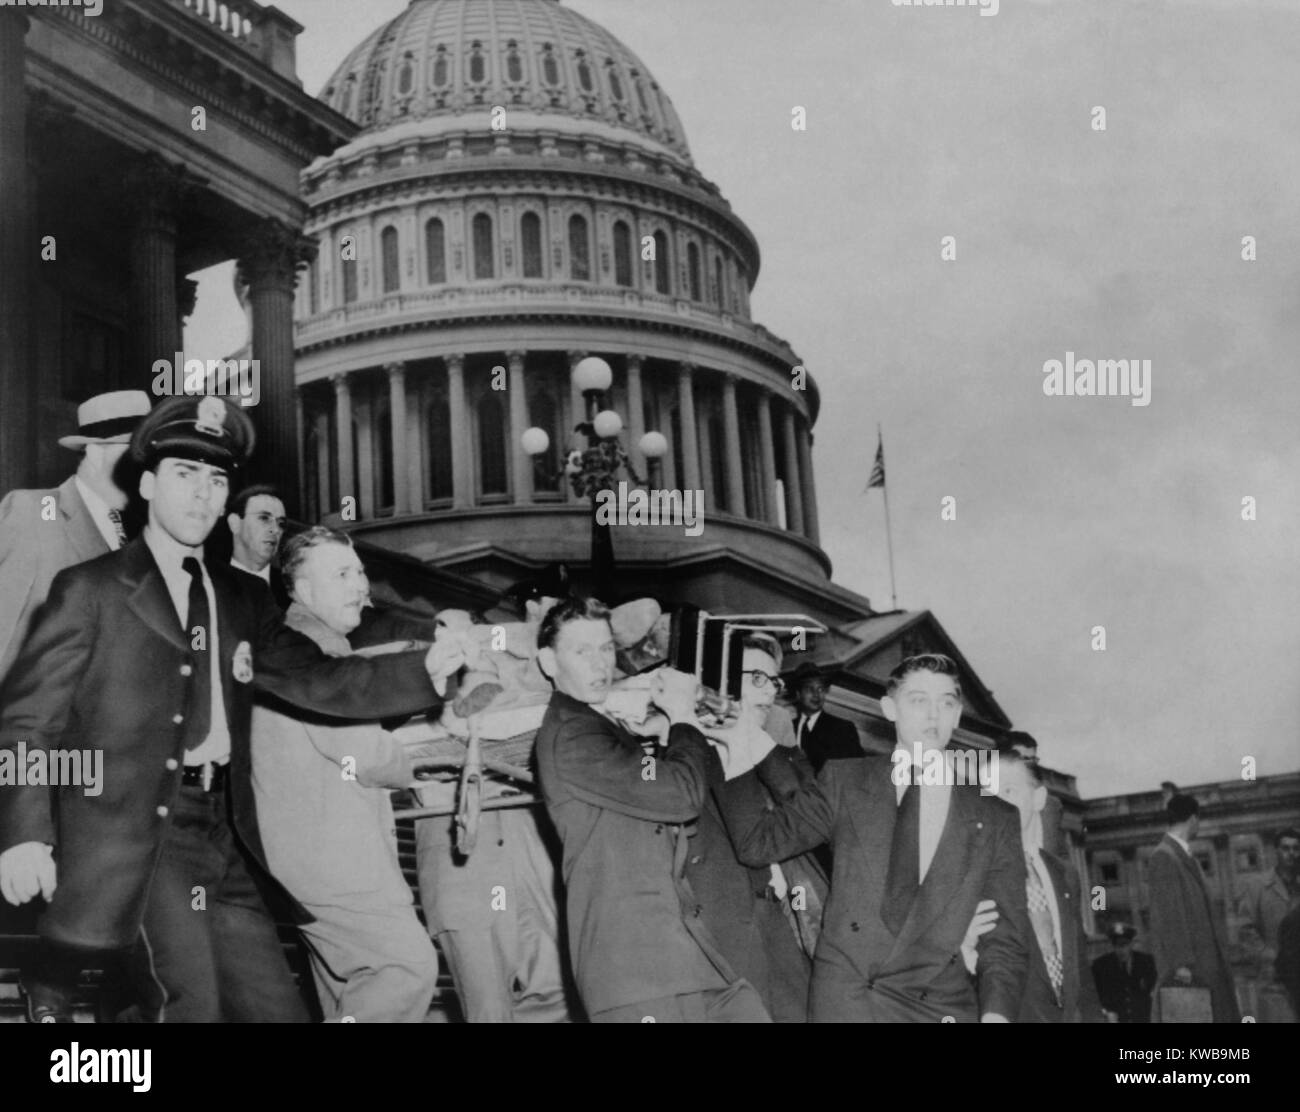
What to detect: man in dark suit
<box><xmin>534</xmin><ymin>596</ymin><xmax>770</xmax><ymax>1023</ymax></box>
<box><xmin>1092</xmin><ymin>922</ymin><xmax>1157</xmax><ymax>1023</ymax></box>
<box><xmin>0</xmin><ymin>396</ymin><xmax>464</xmax><ymax>1023</ymax></box>
<box><xmin>0</xmin><ymin>389</ymin><xmax>151</xmax><ymax>682</ymax></box>
<box><xmin>968</xmin><ymin>750</ymin><xmax>1101</xmax><ymax>1022</ymax></box>
<box><xmin>687</xmin><ymin>634</ymin><xmax>821</xmax><ymax>1022</ymax></box>
<box><xmin>717</xmin><ymin>652</ymin><xmax>1030</xmax><ymax>1022</ymax></box>
<box><xmin>788</xmin><ymin>662</ymin><xmax>861</xmax><ymax>773</ymax></box>
<box><xmin>225</xmin><ymin>482</ymin><xmax>290</xmax><ymax>610</ymax></box>
<box><xmin>1147</xmin><ymin>793</ymin><xmax>1240</xmax><ymax>1021</ymax></box>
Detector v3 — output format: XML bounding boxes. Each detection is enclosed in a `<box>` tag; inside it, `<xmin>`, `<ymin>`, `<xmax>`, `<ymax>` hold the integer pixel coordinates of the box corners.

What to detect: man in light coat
<box><xmin>252</xmin><ymin>525</ymin><xmax>439</xmax><ymax>1022</ymax></box>
<box><xmin>0</xmin><ymin>390</ymin><xmax>151</xmax><ymax>682</ymax></box>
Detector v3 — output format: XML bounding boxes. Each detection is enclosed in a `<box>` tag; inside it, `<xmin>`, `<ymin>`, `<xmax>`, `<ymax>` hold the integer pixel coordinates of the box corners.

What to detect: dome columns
<box><xmin>779</xmin><ymin>403</ymin><xmax>806</xmax><ymax>537</ymax></box>
<box><xmin>676</xmin><ymin>362</ymin><xmax>702</xmax><ymax>493</ymax></box>
<box><xmin>446</xmin><ymin>353</ymin><xmax>472</xmax><ymax>509</ymax></box>
<box><xmin>507</xmin><ymin>350</ymin><xmax>533</xmax><ymax>506</ymax></box>
<box><xmin>720</xmin><ymin>374</ymin><xmax>746</xmax><ymax>517</ymax></box>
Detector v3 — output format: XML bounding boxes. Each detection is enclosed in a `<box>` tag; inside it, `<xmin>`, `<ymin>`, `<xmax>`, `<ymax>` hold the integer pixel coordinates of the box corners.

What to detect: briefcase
<box><xmin>1156</xmin><ymin>986</ymin><xmax>1213</xmax><ymax>1023</ymax></box>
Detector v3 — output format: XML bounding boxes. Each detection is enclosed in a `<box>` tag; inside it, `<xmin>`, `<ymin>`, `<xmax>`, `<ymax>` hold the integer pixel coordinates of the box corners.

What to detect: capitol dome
<box><xmin>319</xmin><ymin>0</ymin><xmax>692</xmax><ymax>165</ymax></box>
<box><xmin>294</xmin><ymin>0</ymin><xmax>836</xmax><ymax>607</ymax></box>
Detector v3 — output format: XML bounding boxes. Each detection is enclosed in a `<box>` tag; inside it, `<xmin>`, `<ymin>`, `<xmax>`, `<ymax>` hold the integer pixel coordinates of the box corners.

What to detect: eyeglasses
<box><xmin>743</xmin><ymin>670</ymin><xmax>783</xmax><ymax>692</ymax></box>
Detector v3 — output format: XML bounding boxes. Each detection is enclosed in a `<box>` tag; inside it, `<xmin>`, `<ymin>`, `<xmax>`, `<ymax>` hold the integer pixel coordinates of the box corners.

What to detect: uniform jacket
<box><xmin>1018</xmin><ymin>848</ymin><xmax>1104</xmax><ymax>1023</ymax></box>
<box><xmin>534</xmin><ymin>691</ymin><xmax>732</xmax><ymax>1015</ymax></box>
<box><xmin>1146</xmin><ymin>833</ymin><xmax>1240</xmax><ymax>1022</ymax></box>
<box><xmin>1091</xmin><ymin>948</ymin><xmax>1157</xmax><ymax>1023</ymax></box>
<box><xmin>793</xmin><ymin>709</ymin><xmax>862</xmax><ymax>773</ymax></box>
<box><xmin>685</xmin><ymin>746</ymin><xmax>823</xmax><ymax>1022</ymax></box>
<box><xmin>716</xmin><ymin>751</ymin><xmax>1030</xmax><ymax>1022</ymax></box>
<box><xmin>252</xmin><ymin>604</ymin><xmax>416</xmax><ymax>909</ymax></box>
<box><xmin>0</xmin><ymin>477</ymin><xmax>111</xmax><ymax>682</ymax></box>
<box><xmin>0</xmin><ymin>537</ymin><xmax>448</xmax><ymax>951</ymax></box>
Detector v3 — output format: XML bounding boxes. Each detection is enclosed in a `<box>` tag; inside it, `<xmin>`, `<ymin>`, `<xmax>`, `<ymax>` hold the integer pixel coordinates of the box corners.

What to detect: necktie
<box><xmin>1025</xmin><ymin>852</ymin><xmax>1063</xmax><ymax>1001</ymax></box>
<box><xmin>106</xmin><ymin>508</ymin><xmax>128</xmax><ymax>549</ymax></box>
<box><xmin>881</xmin><ymin>766</ymin><xmax>920</xmax><ymax>935</ymax></box>
<box><xmin>181</xmin><ymin>557</ymin><xmax>212</xmax><ymax>751</ymax></box>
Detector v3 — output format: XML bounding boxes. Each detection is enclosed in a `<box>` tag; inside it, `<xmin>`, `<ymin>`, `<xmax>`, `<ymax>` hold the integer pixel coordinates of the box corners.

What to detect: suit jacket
<box><xmin>0</xmin><ymin>536</ymin><xmax>449</xmax><ymax>951</ymax></box>
<box><xmin>0</xmin><ymin>477</ymin><xmax>111</xmax><ymax>682</ymax></box>
<box><xmin>1275</xmin><ymin>903</ymin><xmax>1300</xmax><ymax>1016</ymax></box>
<box><xmin>1018</xmin><ymin>848</ymin><xmax>1103</xmax><ymax>1023</ymax></box>
<box><xmin>534</xmin><ymin>691</ymin><xmax>733</xmax><ymax>1016</ymax></box>
<box><xmin>717</xmin><ymin>751</ymin><xmax>1030</xmax><ymax>1022</ymax></box>
<box><xmin>1092</xmin><ymin>949</ymin><xmax>1157</xmax><ymax>1023</ymax></box>
<box><xmin>1146</xmin><ymin>833</ymin><xmax>1240</xmax><ymax>1022</ymax></box>
<box><xmin>794</xmin><ymin>710</ymin><xmax>862</xmax><ymax>773</ymax></box>
<box><xmin>686</xmin><ymin>747</ymin><xmax>822</xmax><ymax>1022</ymax></box>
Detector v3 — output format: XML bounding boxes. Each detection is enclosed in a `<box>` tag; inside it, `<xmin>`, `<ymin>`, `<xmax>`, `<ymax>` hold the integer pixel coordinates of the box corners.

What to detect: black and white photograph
<box><xmin>0</xmin><ymin>0</ymin><xmax>1296</xmax><ymax>1071</ymax></box>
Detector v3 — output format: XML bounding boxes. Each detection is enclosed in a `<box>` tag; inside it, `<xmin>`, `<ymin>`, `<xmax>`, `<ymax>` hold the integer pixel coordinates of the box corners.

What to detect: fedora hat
<box><xmin>57</xmin><ymin>390</ymin><xmax>152</xmax><ymax>449</ymax></box>
<box><xmin>789</xmin><ymin>661</ymin><xmax>831</xmax><ymax>687</ymax></box>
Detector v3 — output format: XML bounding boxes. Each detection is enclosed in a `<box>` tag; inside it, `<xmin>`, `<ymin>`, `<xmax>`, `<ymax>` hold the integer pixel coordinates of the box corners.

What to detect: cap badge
<box><xmin>195</xmin><ymin>397</ymin><xmax>227</xmax><ymax>438</ymax></box>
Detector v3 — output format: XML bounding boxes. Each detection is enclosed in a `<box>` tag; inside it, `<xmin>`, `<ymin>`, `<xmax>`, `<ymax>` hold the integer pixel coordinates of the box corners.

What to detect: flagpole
<box><xmin>879</xmin><ymin>423</ymin><xmax>898</xmax><ymax>610</ymax></box>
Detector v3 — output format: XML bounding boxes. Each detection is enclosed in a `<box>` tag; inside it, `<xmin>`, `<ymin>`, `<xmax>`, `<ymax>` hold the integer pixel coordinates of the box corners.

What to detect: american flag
<box><xmin>866</xmin><ymin>434</ymin><xmax>885</xmax><ymax>490</ymax></box>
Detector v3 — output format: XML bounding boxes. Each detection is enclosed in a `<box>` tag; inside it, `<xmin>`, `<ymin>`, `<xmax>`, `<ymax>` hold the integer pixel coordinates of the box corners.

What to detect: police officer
<box><xmin>0</xmin><ymin>395</ymin><xmax>464</xmax><ymax>1022</ymax></box>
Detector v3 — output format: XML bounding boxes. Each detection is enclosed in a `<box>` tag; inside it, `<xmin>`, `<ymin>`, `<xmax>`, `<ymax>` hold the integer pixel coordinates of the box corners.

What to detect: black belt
<box><xmin>181</xmin><ymin>762</ymin><xmax>229</xmax><ymax>792</ymax></box>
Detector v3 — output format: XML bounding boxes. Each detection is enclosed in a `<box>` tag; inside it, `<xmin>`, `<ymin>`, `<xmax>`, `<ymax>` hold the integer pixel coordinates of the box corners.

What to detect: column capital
<box><xmin>236</xmin><ymin>218</ymin><xmax>315</xmax><ymax>292</ymax></box>
<box><xmin>678</xmin><ymin>360</ymin><xmax>697</xmax><ymax>377</ymax></box>
<box><xmin>505</xmin><ymin>349</ymin><xmax>527</xmax><ymax>369</ymax></box>
<box><xmin>626</xmin><ymin>353</ymin><xmax>646</xmax><ymax>371</ymax></box>
<box><xmin>384</xmin><ymin>361</ymin><xmax>407</xmax><ymax>380</ymax></box>
<box><xmin>566</xmin><ymin>349</ymin><xmax>588</xmax><ymax>366</ymax></box>
<box><xmin>445</xmin><ymin>353</ymin><xmax>466</xmax><ymax>372</ymax></box>
<box><xmin>123</xmin><ymin>154</ymin><xmax>198</xmax><ymax>231</ymax></box>
<box><xmin>331</xmin><ymin>371</ymin><xmax>352</xmax><ymax>393</ymax></box>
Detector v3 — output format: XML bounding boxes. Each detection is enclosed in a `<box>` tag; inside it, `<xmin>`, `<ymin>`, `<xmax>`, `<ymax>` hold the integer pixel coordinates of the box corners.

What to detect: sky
<box><xmin>186</xmin><ymin>0</ymin><xmax>1300</xmax><ymax>799</ymax></box>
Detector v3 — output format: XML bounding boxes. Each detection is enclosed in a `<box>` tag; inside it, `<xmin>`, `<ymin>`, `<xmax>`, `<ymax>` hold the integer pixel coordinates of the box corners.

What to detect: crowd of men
<box><xmin>0</xmin><ymin>390</ymin><xmax>1295</xmax><ymax>1023</ymax></box>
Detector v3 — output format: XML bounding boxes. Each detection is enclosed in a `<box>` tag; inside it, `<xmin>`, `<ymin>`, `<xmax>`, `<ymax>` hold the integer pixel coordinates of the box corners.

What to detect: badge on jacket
<box><xmin>232</xmin><ymin>641</ymin><xmax>254</xmax><ymax>684</ymax></box>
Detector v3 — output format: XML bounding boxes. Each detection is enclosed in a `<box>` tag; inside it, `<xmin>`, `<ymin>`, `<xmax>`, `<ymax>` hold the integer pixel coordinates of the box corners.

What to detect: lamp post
<box><xmin>522</xmin><ymin>356</ymin><xmax>666</xmax><ymax>601</ymax></box>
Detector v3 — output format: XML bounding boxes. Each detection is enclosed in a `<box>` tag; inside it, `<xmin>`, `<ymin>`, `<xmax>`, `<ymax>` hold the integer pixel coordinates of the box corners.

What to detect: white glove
<box><xmin>0</xmin><ymin>842</ymin><xmax>57</xmax><ymax>906</ymax></box>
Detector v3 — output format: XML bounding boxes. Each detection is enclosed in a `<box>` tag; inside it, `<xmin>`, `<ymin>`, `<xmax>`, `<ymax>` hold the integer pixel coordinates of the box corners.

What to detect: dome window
<box><xmin>477</xmin><ymin>390</ymin><xmax>508</xmax><ymax>499</ymax></box>
<box><xmin>713</xmin><ymin>255</ymin><xmax>725</xmax><ymax>307</ymax></box>
<box><xmin>469</xmin><ymin>40</ymin><xmax>486</xmax><ymax>85</ymax></box>
<box><xmin>606</xmin><ymin>60</ymin><xmax>624</xmax><ymax>103</ymax></box>
<box><xmin>342</xmin><ymin>252</ymin><xmax>358</xmax><ymax>305</ymax></box>
<box><xmin>653</xmin><ymin>230</ymin><xmax>671</xmax><ymax>295</ymax></box>
<box><xmin>426</xmin><ymin>384</ymin><xmax>453</xmax><ymax>503</ymax></box>
<box><xmin>397</xmin><ymin>53</ymin><xmax>415</xmax><ymax>96</ymax></box>
<box><xmin>472</xmin><ymin>213</ymin><xmax>495</xmax><ymax>280</ymax></box>
<box><xmin>687</xmin><ymin>242</ymin><xmax>702</xmax><ymax>302</ymax></box>
<box><xmin>431</xmin><ymin>46</ymin><xmax>449</xmax><ymax>89</ymax></box>
<box><xmin>568</xmin><ymin>214</ymin><xmax>591</xmax><ymax>282</ymax></box>
<box><xmin>520</xmin><ymin>212</ymin><xmax>544</xmax><ymax>278</ymax></box>
<box><xmin>575</xmin><ymin>52</ymin><xmax>594</xmax><ymax>93</ymax></box>
<box><xmin>426</xmin><ymin>218</ymin><xmax>446</xmax><ymax>285</ymax></box>
<box><xmin>506</xmin><ymin>40</ymin><xmax>524</xmax><ymax>84</ymax></box>
<box><xmin>633</xmin><ymin>73</ymin><xmax>650</xmax><ymax>116</ymax></box>
<box><xmin>613</xmin><ymin>221</ymin><xmax>633</xmax><ymax>288</ymax></box>
<box><xmin>540</xmin><ymin>44</ymin><xmax>560</xmax><ymax>87</ymax></box>
<box><xmin>381</xmin><ymin>227</ymin><xmax>400</xmax><ymax>294</ymax></box>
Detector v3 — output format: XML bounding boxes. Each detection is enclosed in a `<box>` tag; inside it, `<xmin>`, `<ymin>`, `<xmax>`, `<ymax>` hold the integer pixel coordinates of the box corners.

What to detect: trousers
<box><xmin>415</xmin><ymin>805</ymin><xmax>575</xmax><ymax>1022</ymax></box>
<box><xmin>135</xmin><ymin>785</ymin><xmax>308</xmax><ymax>1022</ymax></box>
<box><xmin>590</xmin><ymin>978</ymin><xmax>772</xmax><ymax>1023</ymax></box>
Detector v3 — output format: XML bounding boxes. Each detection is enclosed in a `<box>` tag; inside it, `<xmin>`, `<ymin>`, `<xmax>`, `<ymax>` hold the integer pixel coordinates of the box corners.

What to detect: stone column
<box><xmin>780</xmin><ymin>403</ymin><xmax>805</xmax><ymax>535</ymax></box>
<box><xmin>237</xmin><ymin>219</ymin><xmax>313</xmax><ymax>515</ymax></box>
<box><xmin>386</xmin><ymin>361</ymin><xmax>409</xmax><ymax>515</ymax></box>
<box><xmin>696</xmin><ymin>398</ymin><xmax>716</xmax><ymax>507</ymax></box>
<box><xmin>0</xmin><ymin>11</ymin><xmax>32</xmax><ymax>491</ymax></box>
<box><xmin>657</xmin><ymin>382</ymin><xmax>677</xmax><ymax>490</ymax></box>
<box><xmin>355</xmin><ymin>391</ymin><xmax>374</xmax><ymax>520</ymax></box>
<box><xmin>405</xmin><ymin>382</ymin><xmax>423</xmax><ymax>514</ymax></box>
<box><xmin>796</xmin><ymin>416</ymin><xmax>820</xmax><ymax>544</ymax></box>
<box><xmin>295</xmin><ymin>390</ymin><xmax>306</xmax><ymax>513</ymax></box>
<box><xmin>626</xmin><ymin>354</ymin><xmax>647</xmax><ymax>481</ymax></box>
<box><xmin>332</xmin><ymin>373</ymin><xmax>354</xmax><ymax>513</ymax></box>
<box><xmin>507</xmin><ymin>350</ymin><xmax>532</xmax><ymax>505</ymax></box>
<box><xmin>126</xmin><ymin>154</ymin><xmax>188</xmax><ymax>386</ymax></box>
<box><xmin>447</xmin><ymin>354</ymin><xmax>471</xmax><ymax>509</ymax></box>
<box><xmin>567</xmin><ymin>350</ymin><xmax>589</xmax><ymax>505</ymax></box>
<box><xmin>721</xmin><ymin>374</ymin><xmax>745</xmax><ymax>516</ymax></box>
<box><xmin>756</xmin><ymin>391</ymin><xmax>778</xmax><ymax>526</ymax></box>
<box><xmin>676</xmin><ymin>362</ymin><xmax>701</xmax><ymax>492</ymax></box>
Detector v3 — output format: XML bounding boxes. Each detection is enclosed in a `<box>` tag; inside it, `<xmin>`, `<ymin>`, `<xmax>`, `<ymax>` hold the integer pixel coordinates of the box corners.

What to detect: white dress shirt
<box><xmin>144</xmin><ymin>526</ymin><xmax>231</xmax><ymax>767</ymax></box>
<box><xmin>796</xmin><ymin>710</ymin><xmax>822</xmax><ymax>743</ymax></box>
<box><xmin>894</xmin><ymin>746</ymin><xmax>952</xmax><ymax>881</ymax></box>
<box><xmin>75</xmin><ymin>476</ymin><xmax>123</xmax><ymax>551</ymax></box>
